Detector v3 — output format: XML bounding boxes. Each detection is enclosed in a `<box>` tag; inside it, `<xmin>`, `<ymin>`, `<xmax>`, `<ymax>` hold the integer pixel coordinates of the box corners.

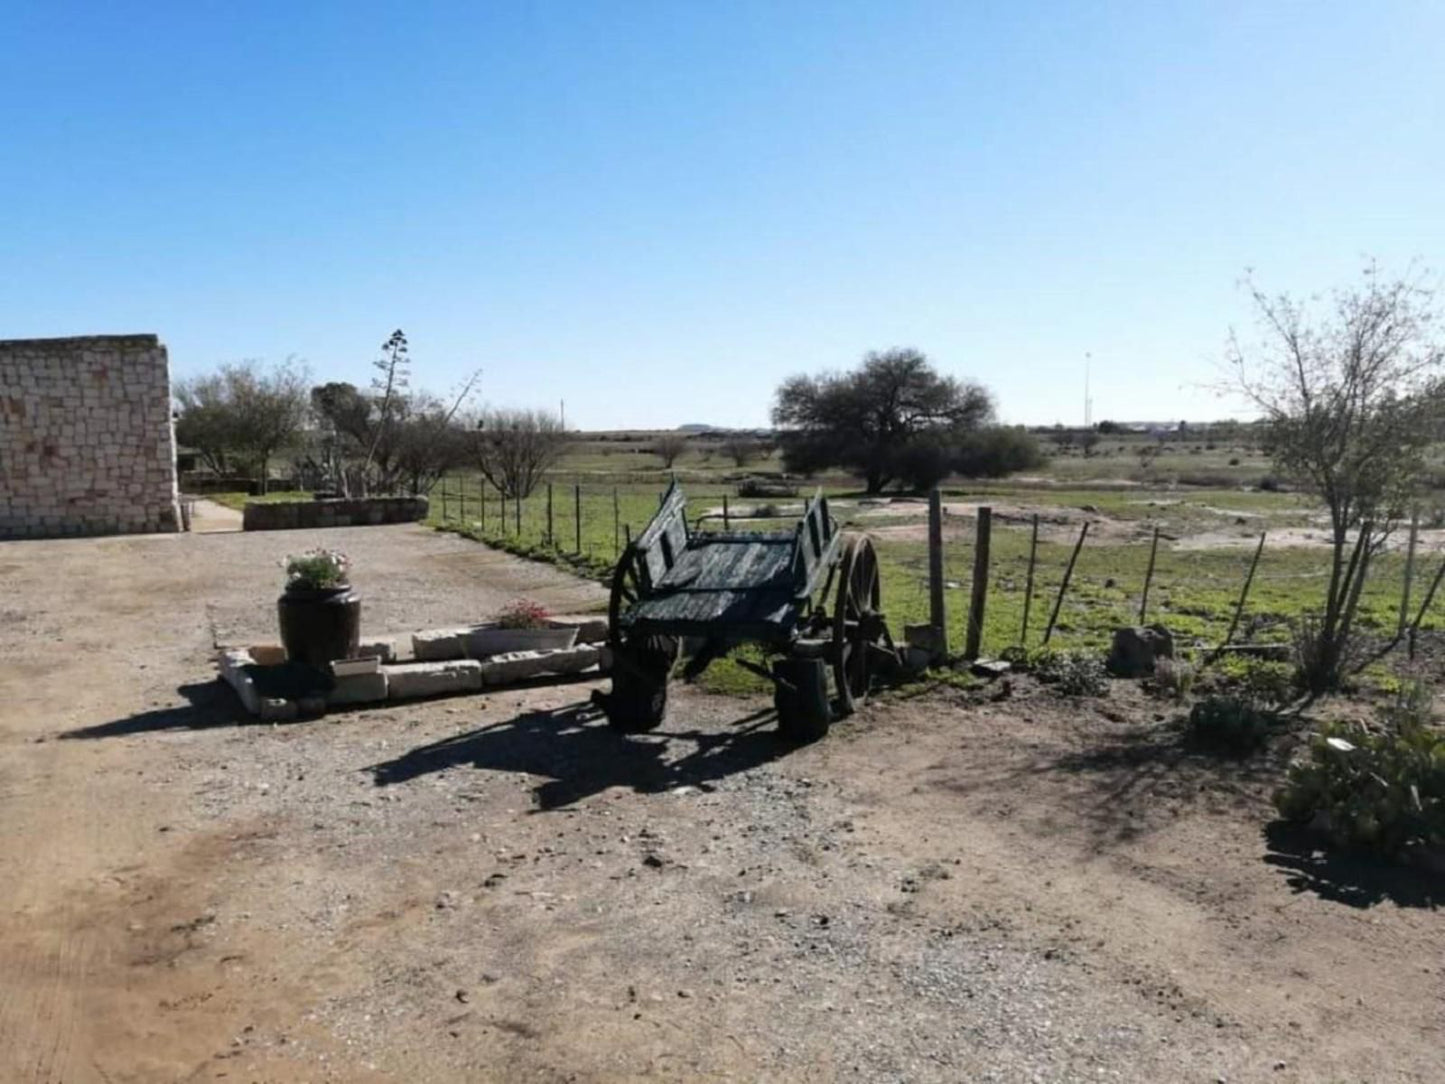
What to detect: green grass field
<box><xmin>424</xmin><ymin>448</ymin><xmax>1439</xmax><ymax>695</ymax></box>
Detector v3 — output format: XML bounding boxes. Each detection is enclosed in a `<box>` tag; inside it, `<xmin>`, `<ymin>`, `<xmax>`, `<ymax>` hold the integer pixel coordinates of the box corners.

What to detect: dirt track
<box><xmin>1</xmin><ymin>522</ymin><xmax>1442</xmax><ymax>1082</ymax></box>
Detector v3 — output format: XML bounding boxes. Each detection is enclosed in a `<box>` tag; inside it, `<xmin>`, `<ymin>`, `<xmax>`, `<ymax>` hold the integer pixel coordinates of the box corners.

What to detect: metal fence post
<box><xmin>965</xmin><ymin>506</ymin><xmax>991</xmax><ymax>658</ymax></box>
<box><xmin>1020</xmin><ymin>513</ymin><xmax>1039</xmax><ymax>645</ymax></box>
<box><xmin>928</xmin><ymin>488</ymin><xmax>948</xmax><ymax>659</ymax></box>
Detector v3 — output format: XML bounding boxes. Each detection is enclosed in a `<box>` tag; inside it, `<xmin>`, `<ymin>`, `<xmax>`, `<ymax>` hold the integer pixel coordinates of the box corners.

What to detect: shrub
<box><xmin>737</xmin><ymin>478</ymin><xmax>798</xmax><ymax>498</ymax></box>
<box><xmin>495</xmin><ymin>599</ymin><xmax>551</xmax><ymax>629</ymax></box>
<box><xmin>1274</xmin><ymin>684</ymin><xmax>1445</xmax><ymax>855</ymax></box>
<box><xmin>1227</xmin><ymin>658</ymin><xmax>1296</xmax><ymax>708</ymax></box>
<box><xmin>1035</xmin><ymin>651</ymin><xmax>1108</xmax><ymax>697</ymax></box>
<box><xmin>1152</xmin><ymin>657</ymin><xmax>1196</xmax><ymax>700</ymax></box>
<box><xmin>1187</xmin><ymin>694</ymin><xmax>1275</xmax><ymax>755</ymax></box>
<box><xmin>893</xmin><ymin>437</ymin><xmax>952</xmax><ymax>492</ymax></box>
<box><xmin>753</xmin><ymin>503</ymin><xmax>781</xmax><ymax>518</ymax></box>
<box><xmin>952</xmin><ymin>427</ymin><xmax>1045</xmax><ymax>479</ymax></box>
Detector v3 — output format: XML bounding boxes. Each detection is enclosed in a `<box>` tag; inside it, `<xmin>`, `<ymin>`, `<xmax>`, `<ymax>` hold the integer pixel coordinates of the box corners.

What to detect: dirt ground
<box><xmin>1</xmin><ymin>521</ymin><xmax>1442</xmax><ymax>1082</ymax></box>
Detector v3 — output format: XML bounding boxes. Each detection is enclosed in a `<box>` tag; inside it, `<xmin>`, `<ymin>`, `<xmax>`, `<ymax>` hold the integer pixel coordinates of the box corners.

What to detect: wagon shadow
<box><xmin>60</xmin><ymin>680</ymin><xmax>252</xmax><ymax>739</ymax></box>
<box><xmin>368</xmin><ymin>702</ymin><xmax>787</xmax><ymax>810</ymax></box>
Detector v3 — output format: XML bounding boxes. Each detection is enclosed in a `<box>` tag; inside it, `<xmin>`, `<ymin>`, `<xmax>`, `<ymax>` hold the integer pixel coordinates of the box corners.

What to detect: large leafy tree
<box><xmin>772</xmin><ymin>347</ymin><xmax>994</xmax><ymax>493</ymax></box>
<box><xmin>1227</xmin><ymin>263</ymin><xmax>1445</xmax><ymax>692</ymax></box>
<box><xmin>174</xmin><ymin>359</ymin><xmax>310</xmax><ymax>492</ymax></box>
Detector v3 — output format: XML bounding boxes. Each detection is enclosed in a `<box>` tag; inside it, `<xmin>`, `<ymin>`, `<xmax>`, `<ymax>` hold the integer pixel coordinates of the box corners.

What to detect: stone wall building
<box><xmin>0</xmin><ymin>334</ymin><xmax>181</xmax><ymax>539</ymax></box>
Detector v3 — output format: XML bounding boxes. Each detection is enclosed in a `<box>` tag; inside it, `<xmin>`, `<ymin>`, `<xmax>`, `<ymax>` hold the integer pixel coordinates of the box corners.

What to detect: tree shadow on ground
<box><xmin>1012</xmin><ymin>724</ymin><xmax>1287</xmax><ymax>848</ymax></box>
<box><xmin>1262</xmin><ymin>822</ymin><xmax>1443</xmax><ymax>910</ymax></box>
<box><xmin>368</xmin><ymin>701</ymin><xmax>788</xmax><ymax>810</ymax></box>
<box><xmin>59</xmin><ymin>681</ymin><xmax>252</xmax><ymax>740</ymax></box>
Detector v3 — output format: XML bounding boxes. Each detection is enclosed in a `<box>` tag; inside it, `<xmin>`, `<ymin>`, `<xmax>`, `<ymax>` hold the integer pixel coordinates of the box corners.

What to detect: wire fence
<box><xmin>429</xmin><ymin>475</ymin><xmax>1444</xmax><ymax>661</ymax></box>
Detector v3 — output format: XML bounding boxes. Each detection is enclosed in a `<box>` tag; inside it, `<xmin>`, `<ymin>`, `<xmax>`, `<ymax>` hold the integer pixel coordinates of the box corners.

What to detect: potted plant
<box><xmin>278</xmin><ymin>548</ymin><xmax>361</xmax><ymax>667</ymax></box>
<box><xmin>466</xmin><ymin>599</ymin><xmax>578</xmax><ymax>656</ymax></box>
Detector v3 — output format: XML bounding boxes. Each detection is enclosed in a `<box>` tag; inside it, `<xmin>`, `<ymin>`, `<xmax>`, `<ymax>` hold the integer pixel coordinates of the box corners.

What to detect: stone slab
<box><xmin>328</xmin><ymin>671</ymin><xmax>390</xmax><ymax>706</ymax></box>
<box><xmin>355</xmin><ymin>638</ymin><xmax>399</xmax><ymax>663</ymax></box>
<box><xmin>546</xmin><ymin>615</ymin><xmax>609</xmax><ymax>644</ymax></box>
<box><xmin>412</xmin><ymin>628</ymin><xmax>469</xmax><ymax>662</ymax></box>
<box><xmin>479</xmin><ymin>644</ymin><xmax>603</xmax><ymax>687</ymax></box>
<box><xmin>386</xmin><ymin>660</ymin><xmax>484</xmax><ymax>700</ymax></box>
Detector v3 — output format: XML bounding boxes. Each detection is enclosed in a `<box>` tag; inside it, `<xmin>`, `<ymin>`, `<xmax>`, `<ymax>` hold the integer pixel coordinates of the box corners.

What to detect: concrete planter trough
<box><xmin>466</xmin><ymin>625</ymin><xmax>578</xmax><ymax>656</ymax></box>
<box><xmin>216</xmin><ymin>614</ymin><xmax>609</xmax><ymax>719</ymax></box>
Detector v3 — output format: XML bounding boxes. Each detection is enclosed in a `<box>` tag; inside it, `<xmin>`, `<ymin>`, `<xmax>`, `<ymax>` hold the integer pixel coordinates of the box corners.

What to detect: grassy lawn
<box><xmin>205</xmin><ymin>490</ymin><xmax>313</xmax><ymax>512</ymax></box>
<box><xmin>426</xmin><ymin>463</ymin><xmax>1437</xmax><ymax>697</ymax></box>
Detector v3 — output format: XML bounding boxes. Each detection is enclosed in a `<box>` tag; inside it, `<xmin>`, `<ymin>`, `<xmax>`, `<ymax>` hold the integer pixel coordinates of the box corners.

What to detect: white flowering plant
<box><xmin>283</xmin><ymin>548</ymin><xmax>351</xmax><ymax>590</ymax></box>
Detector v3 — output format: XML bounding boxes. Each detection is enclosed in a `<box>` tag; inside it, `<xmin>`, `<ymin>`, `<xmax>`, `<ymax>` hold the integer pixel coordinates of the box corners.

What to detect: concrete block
<box><xmin>386</xmin><ymin>660</ymin><xmax>483</xmax><ymax>700</ymax></box>
<box><xmin>546</xmin><ymin>615</ymin><xmax>609</xmax><ymax>644</ymax></box>
<box><xmin>479</xmin><ymin>644</ymin><xmax>603</xmax><ymax>687</ymax></box>
<box><xmin>332</xmin><ymin>655</ymin><xmax>381</xmax><ymax>677</ymax></box>
<box><xmin>218</xmin><ymin>648</ymin><xmax>262</xmax><ymax>715</ymax></box>
<box><xmin>328</xmin><ymin>671</ymin><xmax>390</xmax><ymax>706</ymax></box>
<box><xmin>248</xmin><ymin>644</ymin><xmax>287</xmax><ymax>666</ymax></box>
<box><xmin>412</xmin><ymin>628</ymin><xmax>469</xmax><ymax>662</ymax></box>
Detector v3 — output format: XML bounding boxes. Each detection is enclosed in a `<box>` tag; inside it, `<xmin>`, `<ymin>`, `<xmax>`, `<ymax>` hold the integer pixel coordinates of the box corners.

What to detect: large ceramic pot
<box><xmin>278</xmin><ymin>585</ymin><xmax>361</xmax><ymax>667</ymax></box>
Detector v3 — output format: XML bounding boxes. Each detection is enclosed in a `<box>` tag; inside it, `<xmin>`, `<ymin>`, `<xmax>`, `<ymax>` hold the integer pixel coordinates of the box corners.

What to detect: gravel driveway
<box><xmin>1</xmin><ymin>523</ymin><xmax>1438</xmax><ymax>1082</ymax></box>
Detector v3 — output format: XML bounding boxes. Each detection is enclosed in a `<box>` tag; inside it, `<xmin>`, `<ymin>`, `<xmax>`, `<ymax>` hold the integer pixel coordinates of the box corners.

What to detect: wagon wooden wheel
<box><xmin>832</xmin><ymin>536</ymin><xmax>886</xmax><ymax>716</ymax></box>
<box><xmin>602</xmin><ymin>543</ymin><xmax>677</xmax><ymax>733</ymax></box>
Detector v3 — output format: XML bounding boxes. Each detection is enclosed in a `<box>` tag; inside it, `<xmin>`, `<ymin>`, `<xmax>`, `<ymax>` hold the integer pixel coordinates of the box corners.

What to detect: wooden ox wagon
<box><xmin>595</xmin><ymin>482</ymin><xmax>897</xmax><ymax>741</ymax></box>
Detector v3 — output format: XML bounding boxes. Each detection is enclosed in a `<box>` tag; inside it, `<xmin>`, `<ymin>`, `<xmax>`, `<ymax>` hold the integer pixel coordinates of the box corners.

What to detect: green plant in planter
<box><xmin>284</xmin><ymin>549</ymin><xmax>351</xmax><ymax>591</ymax></box>
<box><xmin>494</xmin><ymin>599</ymin><xmax>551</xmax><ymax>630</ymax></box>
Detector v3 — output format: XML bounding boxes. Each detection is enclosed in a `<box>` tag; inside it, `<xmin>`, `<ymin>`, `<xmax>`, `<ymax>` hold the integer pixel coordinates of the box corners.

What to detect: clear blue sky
<box><xmin>2</xmin><ymin>2</ymin><xmax>1441</xmax><ymax>428</ymax></box>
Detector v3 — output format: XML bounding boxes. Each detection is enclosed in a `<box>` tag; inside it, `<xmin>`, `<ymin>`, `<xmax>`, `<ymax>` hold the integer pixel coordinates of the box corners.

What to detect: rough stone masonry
<box><xmin>0</xmin><ymin>334</ymin><xmax>181</xmax><ymax>539</ymax></box>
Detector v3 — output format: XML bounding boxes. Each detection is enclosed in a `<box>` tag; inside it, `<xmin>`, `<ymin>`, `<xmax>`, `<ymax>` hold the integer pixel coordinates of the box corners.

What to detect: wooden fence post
<box><xmin>1139</xmin><ymin>526</ymin><xmax>1161</xmax><ymax>625</ymax></box>
<box><xmin>1020</xmin><ymin>513</ymin><xmax>1039</xmax><ymax>646</ymax></box>
<box><xmin>480</xmin><ymin>478</ymin><xmax>486</xmax><ymax>532</ymax></box>
<box><xmin>515</xmin><ymin>490</ymin><xmax>521</xmax><ymax>535</ymax></box>
<box><xmin>1398</xmin><ymin>511</ymin><xmax>1420</xmax><ymax>639</ymax></box>
<box><xmin>928</xmin><ymin>489</ymin><xmax>948</xmax><ymax>659</ymax></box>
<box><xmin>613</xmin><ymin>487</ymin><xmax>620</xmax><ymax>556</ymax></box>
<box><xmin>1212</xmin><ymin>531</ymin><xmax>1266</xmax><ymax>659</ymax></box>
<box><xmin>1043</xmin><ymin>521</ymin><xmax>1089</xmax><ymax>646</ymax></box>
<box><xmin>1408</xmin><ymin>553</ymin><xmax>1445</xmax><ymax>659</ymax></box>
<box><xmin>723</xmin><ymin>495</ymin><xmax>730</xmax><ymax>531</ymax></box>
<box><xmin>965</xmin><ymin>507</ymin><xmax>992</xmax><ymax>658</ymax></box>
<box><xmin>575</xmin><ymin>484</ymin><xmax>582</xmax><ymax>553</ymax></box>
<box><xmin>441</xmin><ymin>476</ymin><xmax>449</xmax><ymax>521</ymax></box>
<box><xmin>547</xmin><ymin>483</ymin><xmax>554</xmax><ymax>547</ymax></box>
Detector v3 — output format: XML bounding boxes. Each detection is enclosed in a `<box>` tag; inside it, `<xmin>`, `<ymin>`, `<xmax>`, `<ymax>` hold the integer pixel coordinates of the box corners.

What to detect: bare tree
<box><xmin>720</xmin><ymin>434</ymin><xmax>759</xmax><ymax>468</ymax></box>
<box><xmin>470</xmin><ymin>408</ymin><xmax>568</xmax><ymax>499</ymax></box>
<box><xmin>1227</xmin><ymin>263</ymin><xmax>1445</xmax><ymax>691</ymax></box>
<box><xmin>653</xmin><ymin>432</ymin><xmax>688</xmax><ymax>469</ymax></box>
